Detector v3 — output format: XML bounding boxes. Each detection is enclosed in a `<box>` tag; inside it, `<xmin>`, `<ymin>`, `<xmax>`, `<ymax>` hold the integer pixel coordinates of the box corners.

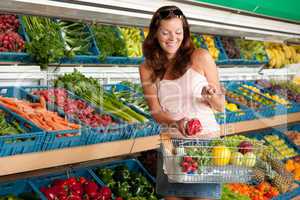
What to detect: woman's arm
<box><xmin>139</xmin><ymin>64</ymin><xmax>186</xmax><ymax>133</ymax></box>
<box><xmin>192</xmin><ymin>49</ymin><xmax>225</xmax><ymax>112</ymax></box>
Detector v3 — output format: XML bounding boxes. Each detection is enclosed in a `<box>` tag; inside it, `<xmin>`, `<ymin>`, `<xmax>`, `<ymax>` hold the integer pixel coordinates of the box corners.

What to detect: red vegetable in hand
<box><xmin>185</xmin><ymin>118</ymin><xmax>202</xmax><ymax>136</ymax></box>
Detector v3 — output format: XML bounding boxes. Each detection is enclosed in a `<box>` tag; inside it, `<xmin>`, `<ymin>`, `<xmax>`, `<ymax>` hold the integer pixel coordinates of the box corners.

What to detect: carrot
<box><xmin>40</xmin><ymin>96</ymin><xmax>46</xmax><ymax>109</ymax></box>
<box><xmin>51</xmin><ymin>116</ymin><xmax>67</xmax><ymax>125</ymax></box>
<box><xmin>44</xmin><ymin>122</ymin><xmax>56</xmax><ymax>130</ymax></box>
<box><xmin>48</xmin><ymin>120</ymin><xmax>70</xmax><ymax>130</ymax></box>
<box><xmin>30</xmin><ymin>103</ymin><xmax>42</xmax><ymax>108</ymax></box>
<box><xmin>58</xmin><ymin>119</ymin><xmax>69</xmax><ymax>126</ymax></box>
<box><xmin>68</xmin><ymin>123</ymin><xmax>80</xmax><ymax>129</ymax></box>
<box><xmin>0</xmin><ymin>96</ymin><xmax>18</xmax><ymax>105</ymax></box>
<box><xmin>0</xmin><ymin>103</ymin><xmax>27</xmax><ymax>117</ymax></box>
<box><xmin>0</xmin><ymin>99</ymin><xmax>16</xmax><ymax>107</ymax></box>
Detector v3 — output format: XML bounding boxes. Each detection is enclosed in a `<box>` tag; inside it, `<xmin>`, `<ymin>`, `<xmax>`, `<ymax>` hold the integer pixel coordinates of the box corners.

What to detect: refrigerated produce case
<box><xmin>0</xmin><ymin>1</ymin><xmax>300</xmax><ymax>199</ymax></box>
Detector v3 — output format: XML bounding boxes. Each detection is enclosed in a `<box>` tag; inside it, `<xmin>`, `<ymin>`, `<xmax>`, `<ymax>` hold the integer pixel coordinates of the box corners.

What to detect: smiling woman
<box><xmin>139</xmin><ymin>5</ymin><xmax>224</xmax><ymax>200</ymax></box>
<box><xmin>142</xmin><ymin>6</ymin><xmax>195</xmax><ymax>82</ymax></box>
<box><xmin>157</xmin><ymin>18</ymin><xmax>184</xmax><ymax>59</ymax></box>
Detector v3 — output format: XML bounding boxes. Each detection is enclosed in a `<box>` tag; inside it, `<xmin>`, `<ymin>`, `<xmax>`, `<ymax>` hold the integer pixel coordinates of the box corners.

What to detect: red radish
<box><xmin>0</xmin><ymin>14</ymin><xmax>19</xmax><ymax>32</ymax></box>
<box><xmin>192</xmin><ymin>162</ymin><xmax>198</xmax><ymax>168</ymax></box>
<box><xmin>0</xmin><ymin>31</ymin><xmax>25</xmax><ymax>52</ymax></box>
<box><xmin>183</xmin><ymin>156</ymin><xmax>193</xmax><ymax>163</ymax></box>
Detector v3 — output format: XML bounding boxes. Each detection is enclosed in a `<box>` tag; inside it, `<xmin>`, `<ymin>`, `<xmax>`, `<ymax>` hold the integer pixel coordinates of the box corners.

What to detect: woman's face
<box><xmin>156</xmin><ymin>17</ymin><xmax>184</xmax><ymax>59</ymax></box>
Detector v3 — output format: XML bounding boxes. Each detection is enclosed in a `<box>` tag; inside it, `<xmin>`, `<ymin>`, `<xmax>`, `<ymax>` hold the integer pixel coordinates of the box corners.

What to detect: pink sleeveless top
<box><xmin>157</xmin><ymin>67</ymin><xmax>220</xmax><ymax>133</ymax></box>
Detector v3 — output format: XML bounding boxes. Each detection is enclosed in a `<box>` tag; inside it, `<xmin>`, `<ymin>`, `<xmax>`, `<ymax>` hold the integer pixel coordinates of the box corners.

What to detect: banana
<box><xmin>266</xmin><ymin>49</ymin><xmax>273</xmax><ymax>59</ymax></box>
<box><xmin>296</xmin><ymin>54</ymin><xmax>300</xmax><ymax>63</ymax></box>
<box><xmin>272</xmin><ymin>49</ymin><xmax>281</xmax><ymax>68</ymax></box>
<box><xmin>289</xmin><ymin>46</ymin><xmax>297</xmax><ymax>62</ymax></box>
<box><xmin>267</xmin><ymin>49</ymin><xmax>276</xmax><ymax>68</ymax></box>
<box><xmin>269</xmin><ymin>58</ymin><xmax>276</xmax><ymax>68</ymax></box>
<box><xmin>282</xmin><ymin>45</ymin><xmax>291</xmax><ymax>59</ymax></box>
<box><xmin>278</xmin><ymin>47</ymin><xmax>286</xmax><ymax>67</ymax></box>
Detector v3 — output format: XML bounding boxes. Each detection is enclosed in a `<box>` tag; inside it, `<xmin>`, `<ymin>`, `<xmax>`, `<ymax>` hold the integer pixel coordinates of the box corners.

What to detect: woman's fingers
<box><xmin>176</xmin><ymin>117</ymin><xmax>189</xmax><ymax>136</ymax></box>
<box><xmin>202</xmin><ymin>85</ymin><xmax>217</xmax><ymax>96</ymax></box>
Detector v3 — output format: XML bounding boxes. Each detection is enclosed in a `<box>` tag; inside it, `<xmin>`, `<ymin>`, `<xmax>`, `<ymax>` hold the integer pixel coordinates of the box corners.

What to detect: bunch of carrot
<box><xmin>0</xmin><ymin>96</ymin><xmax>80</xmax><ymax>131</ymax></box>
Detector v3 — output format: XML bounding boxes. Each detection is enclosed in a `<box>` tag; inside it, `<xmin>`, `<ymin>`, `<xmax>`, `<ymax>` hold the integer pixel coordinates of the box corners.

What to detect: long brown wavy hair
<box><xmin>143</xmin><ymin>5</ymin><xmax>195</xmax><ymax>82</ymax></box>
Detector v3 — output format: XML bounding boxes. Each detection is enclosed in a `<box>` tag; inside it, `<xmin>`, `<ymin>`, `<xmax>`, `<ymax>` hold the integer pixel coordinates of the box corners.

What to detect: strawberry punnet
<box><xmin>185</xmin><ymin>118</ymin><xmax>202</xmax><ymax>136</ymax></box>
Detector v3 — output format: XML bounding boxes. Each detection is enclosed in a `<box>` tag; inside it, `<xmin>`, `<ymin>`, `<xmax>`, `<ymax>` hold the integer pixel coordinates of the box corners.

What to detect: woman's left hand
<box><xmin>201</xmin><ymin>84</ymin><xmax>218</xmax><ymax>100</ymax></box>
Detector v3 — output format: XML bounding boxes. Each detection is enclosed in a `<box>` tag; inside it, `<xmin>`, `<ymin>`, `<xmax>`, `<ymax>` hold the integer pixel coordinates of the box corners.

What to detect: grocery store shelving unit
<box><xmin>1</xmin><ymin>112</ymin><xmax>300</xmax><ymax>176</ymax></box>
<box><xmin>1</xmin><ymin>64</ymin><xmax>299</xmax><ymax>86</ymax></box>
<box><xmin>0</xmin><ymin>0</ymin><xmax>300</xmax><ymax>176</ymax></box>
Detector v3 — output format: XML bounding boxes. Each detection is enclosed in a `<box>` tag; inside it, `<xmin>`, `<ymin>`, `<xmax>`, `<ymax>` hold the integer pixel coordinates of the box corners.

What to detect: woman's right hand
<box><xmin>176</xmin><ymin>117</ymin><xmax>201</xmax><ymax>138</ymax></box>
<box><xmin>176</xmin><ymin>117</ymin><xmax>188</xmax><ymax>137</ymax></box>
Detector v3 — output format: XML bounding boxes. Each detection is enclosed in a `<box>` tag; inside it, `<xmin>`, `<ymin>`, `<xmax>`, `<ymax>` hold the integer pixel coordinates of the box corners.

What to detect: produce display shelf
<box><xmin>0</xmin><ymin>112</ymin><xmax>299</xmax><ymax>176</ymax></box>
<box><xmin>0</xmin><ymin>135</ymin><xmax>158</xmax><ymax>176</ymax></box>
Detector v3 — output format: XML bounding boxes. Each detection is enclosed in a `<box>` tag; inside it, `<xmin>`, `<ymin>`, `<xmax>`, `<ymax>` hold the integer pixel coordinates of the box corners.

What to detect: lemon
<box><xmin>227</xmin><ymin>103</ymin><xmax>238</xmax><ymax>111</ymax></box>
<box><xmin>212</xmin><ymin>146</ymin><xmax>231</xmax><ymax>166</ymax></box>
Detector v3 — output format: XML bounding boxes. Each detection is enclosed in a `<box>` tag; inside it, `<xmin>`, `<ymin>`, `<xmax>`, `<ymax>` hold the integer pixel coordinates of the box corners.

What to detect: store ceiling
<box><xmin>194</xmin><ymin>0</ymin><xmax>300</xmax><ymax>23</ymax></box>
<box><xmin>1</xmin><ymin>0</ymin><xmax>300</xmax><ymax>41</ymax></box>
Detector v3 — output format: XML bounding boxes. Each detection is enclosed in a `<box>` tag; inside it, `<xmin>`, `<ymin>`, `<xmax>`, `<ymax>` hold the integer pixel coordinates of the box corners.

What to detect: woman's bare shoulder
<box><xmin>191</xmin><ymin>48</ymin><xmax>211</xmax><ymax>61</ymax></box>
<box><xmin>140</xmin><ymin>62</ymin><xmax>151</xmax><ymax>72</ymax></box>
<box><xmin>139</xmin><ymin>62</ymin><xmax>153</xmax><ymax>79</ymax></box>
<box><xmin>190</xmin><ymin>49</ymin><xmax>211</xmax><ymax>74</ymax></box>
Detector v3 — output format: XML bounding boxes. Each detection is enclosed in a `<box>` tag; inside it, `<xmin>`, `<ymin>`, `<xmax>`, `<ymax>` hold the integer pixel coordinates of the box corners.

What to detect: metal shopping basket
<box><xmin>161</xmin><ymin>133</ymin><xmax>266</xmax><ymax>184</ymax></box>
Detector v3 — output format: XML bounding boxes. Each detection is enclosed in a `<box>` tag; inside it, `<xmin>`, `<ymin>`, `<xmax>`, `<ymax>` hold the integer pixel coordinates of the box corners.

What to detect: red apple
<box><xmin>238</xmin><ymin>141</ymin><xmax>253</xmax><ymax>154</ymax></box>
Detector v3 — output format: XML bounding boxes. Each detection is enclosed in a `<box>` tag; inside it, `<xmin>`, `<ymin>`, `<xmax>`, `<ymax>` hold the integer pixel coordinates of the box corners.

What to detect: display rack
<box><xmin>0</xmin><ymin>112</ymin><xmax>299</xmax><ymax>176</ymax></box>
<box><xmin>0</xmin><ymin>0</ymin><xmax>300</xmax><ymax>187</ymax></box>
<box><xmin>0</xmin><ymin>64</ymin><xmax>299</xmax><ymax>86</ymax></box>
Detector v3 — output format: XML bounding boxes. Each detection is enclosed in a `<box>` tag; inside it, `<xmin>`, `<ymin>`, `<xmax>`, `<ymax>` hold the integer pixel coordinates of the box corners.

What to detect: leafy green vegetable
<box><xmin>91</xmin><ymin>24</ymin><xmax>127</xmax><ymax>61</ymax></box>
<box><xmin>22</xmin><ymin>16</ymin><xmax>67</xmax><ymax>69</ymax></box>
<box><xmin>59</xmin><ymin>20</ymin><xmax>93</xmax><ymax>55</ymax></box>
<box><xmin>0</xmin><ymin>111</ymin><xmax>24</xmax><ymax>135</ymax></box>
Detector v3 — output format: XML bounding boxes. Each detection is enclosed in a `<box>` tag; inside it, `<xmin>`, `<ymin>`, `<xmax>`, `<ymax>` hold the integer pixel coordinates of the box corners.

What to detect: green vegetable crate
<box><xmin>88</xmin><ymin>158</ymin><xmax>160</xmax><ymax>200</ymax></box>
<box><xmin>0</xmin><ymin>103</ymin><xmax>45</xmax><ymax>157</ymax></box>
<box><xmin>104</xmin><ymin>83</ymin><xmax>161</xmax><ymax>138</ymax></box>
<box><xmin>91</xmin><ymin>24</ymin><xmax>145</xmax><ymax>65</ymax></box>
<box><xmin>58</xmin><ymin>20</ymin><xmax>100</xmax><ymax>64</ymax></box>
